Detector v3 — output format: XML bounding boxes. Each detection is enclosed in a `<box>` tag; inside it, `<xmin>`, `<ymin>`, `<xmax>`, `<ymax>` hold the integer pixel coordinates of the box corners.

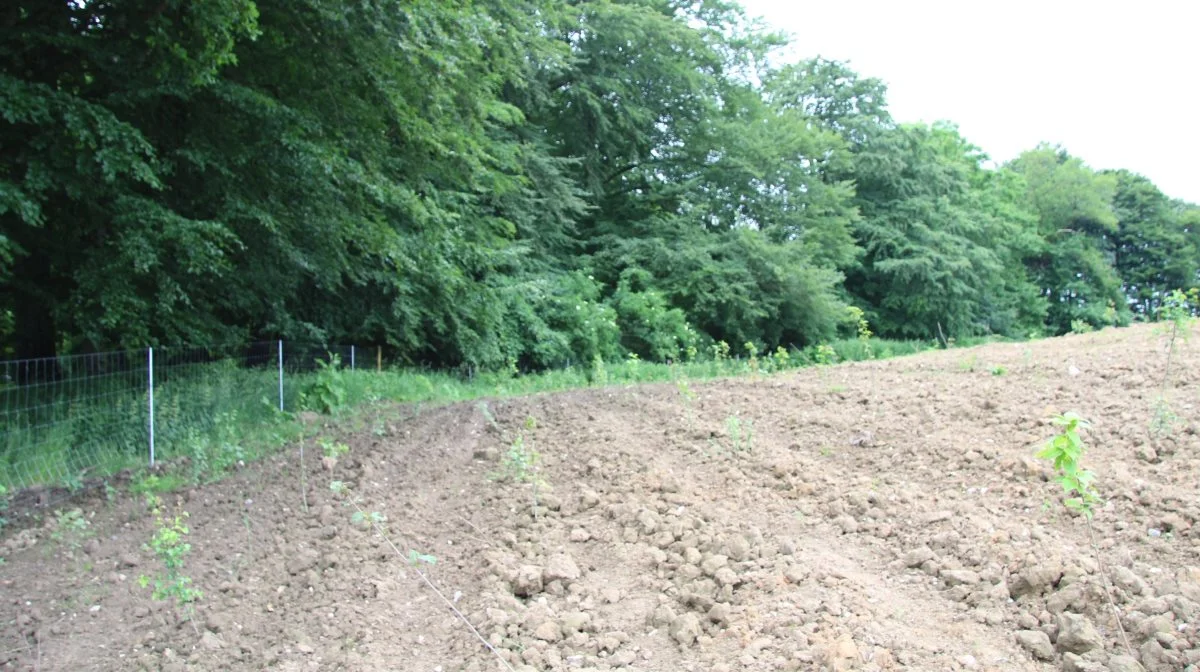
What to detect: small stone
<box><xmin>515</xmin><ymin>565</ymin><xmax>543</xmax><ymax>596</ymax></box>
<box><xmin>700</xmin><ymin>554</ymin><xmax>728</xmax><ymax>576</ymax></box>
<box><xmin>1061</xmin><ymin>652</ymin><xmax>1105</xmax><ymax>672</ymax></box>
<box><xmin>708</xmin><ymin>603</ymin><xmax>731</xmax><ymax>625</ymax></box>
<box><xmin>713</xmin><ymin>567</ymin><xmax>738</xmax><ymax>587</ymax></box>
<box><xmin>835</xmin><ymin>515</ymin><xmax>858</xmax><ymax>534</ymax></box>
<box><xmin>784</xmin><ymin>565</ymin><xmax>807</xmax><ymax>584</ymax></box>
<box><xmin>569</xmin><ymin>528</ymin><xmax>590</xmax><ymax>542</ymax></box>
<box><xmin>956</xmin><ymin>654</ymin><xmax>979</xmax><ymax>669</ymax></box>
<box><xmin>903</xmin><ymin>547</ymin><xmax>935</xmax><ymax>568</ymax></box>
<box><xmin>1015</xmin><ymin>630</ymin><xmax>1054</xmax><ymax>661</ymax></box>
<box><xmin>561</xmin><ymin>612</ymin><xmax>590</xmax><ymax>634</ymax></box>
<box><xmin>533</xmin><ymin>621</ymin><xmax>561</xmax><ymax>642</ymax></box>
<box><xmin>296</xmin><ymin>642</ymin><xmax>314</xmax><ymax>655</ymax></box>
<box><xmin>200</xmin><ymin>631</ymin><xmax>223</xmax><ymax>650</ymax></box>
<box><xmin>285</xmin><ymin>549</ymin><xmax>319</xmax><ymax>575</ymax></box>
<box><xmin>669</xmin><ymin>613</ymin><xmax>702</xmax><ymax>646</ymax></box>
<box><xmin>1056</xmin><ymin>612</ymin><xmax>1104</xmax><ymax>654</ymax></box>
<box><xmin>120</xmin><ymin>554</ymin><xmax>140</xmax><ymax>568</ymax></box>
<box><xmin>612</xmin><ymin>650</ymin><xmax>637</xmax><ymax>666</ymax></box>
<box><xmin>942</xmin><ymin>569</ymin><xmax>980</xmax><ymax>587</ymax></box>
<box><xmin>823</xmin><ymin>634</ymin><xmax>859</xmax><ymax>668</ymax></box>
<box><xmin>1107</xmin><ymin>655</ymin><xmax>1141</xmax><ymax>672</ymax></box>
<box><xmin>544</xmin><ymin>554</ymin><xmax>581</xmax><ymax>584</ymax></box>
<box><xmin>726</xmin><ymin>535</ymin><xmax>752</xmax><ymax>561</ymax></box>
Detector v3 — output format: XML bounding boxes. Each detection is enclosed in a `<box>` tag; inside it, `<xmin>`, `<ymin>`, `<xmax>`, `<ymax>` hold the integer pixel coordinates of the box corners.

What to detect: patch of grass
<box><xmin>0</xmin><ymin>331</ymin><xmax>1018</xmax><ymax>496</ymax></box>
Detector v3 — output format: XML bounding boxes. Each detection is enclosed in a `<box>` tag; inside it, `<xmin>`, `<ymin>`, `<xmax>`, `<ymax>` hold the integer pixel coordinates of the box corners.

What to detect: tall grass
<box><xmin>0</xmin><ymin>337</ymin><xmax>951</xmax><ymax>492</ymax></box>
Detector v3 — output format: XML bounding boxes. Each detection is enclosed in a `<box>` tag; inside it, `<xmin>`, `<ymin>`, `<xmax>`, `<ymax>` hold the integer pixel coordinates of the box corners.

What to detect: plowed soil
<box><xmin>3</xmin><ymin>324</ymin><xmax>1199</xmax><ymax>672</ymax></box>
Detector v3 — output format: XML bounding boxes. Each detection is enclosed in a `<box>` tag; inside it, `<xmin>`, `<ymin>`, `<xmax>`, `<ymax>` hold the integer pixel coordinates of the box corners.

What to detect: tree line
<box><xmin>2</xmin><ymin>0</ymin><xmax>1197</xmax><ymax>369</ymax></box>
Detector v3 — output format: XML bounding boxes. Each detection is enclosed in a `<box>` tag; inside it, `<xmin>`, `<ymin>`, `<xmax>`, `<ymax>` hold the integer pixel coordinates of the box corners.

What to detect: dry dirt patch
<box><xmin>2</xmin><ymin>323</ymin><xmax>1199</xmax><ymax>671</ymax></box>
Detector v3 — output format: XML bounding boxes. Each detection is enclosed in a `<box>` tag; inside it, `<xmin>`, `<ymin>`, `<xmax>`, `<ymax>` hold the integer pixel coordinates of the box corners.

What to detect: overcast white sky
<box><xmin>738</xmin><ymin>0</ymin><xmax>1200</xmax><ymax>204</ymax></box>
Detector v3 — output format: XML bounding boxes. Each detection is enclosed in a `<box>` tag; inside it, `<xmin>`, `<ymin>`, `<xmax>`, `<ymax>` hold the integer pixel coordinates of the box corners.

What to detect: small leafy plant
<box><xmin>50</xmin><ymin>508</ymin><xmax>92</xmax><ymax>553</ymax></box>
<box><xmin>407</xmin><ymin>549</ymin><xmax>437</xmax><ymax>566</ymax></box>
<box><xmin>301</xmin><ymin>353</ymin><xmax>348</xmax><ymax>414</ymax></box>
<box><xmin>1035</xmin><ymin>412</ymin><xmax>1138</xmax><ymax>661</ymax></box>
<box><xmin>319</xmin><ymin>438</ymin><xmax>350</xmax><ymax>469</ymax></box>
<box><xmin>990</xmin><ymin>365</ymin><xmax>1007</xmax><ymax>376</ymax></box>
<box><xmin>1069</xmin><ymin>319</ymin><xmax>1095</xmax><ymax>335</ymax></box>
<box><xmin>138</xmin><ymin>510</ymin><xmax>202</xmax><ymax>607</ymax></box>
<box><xmin>1036</xmin><ymin>413</ymin><xmax>1100</xmax><ymax>517</ymax></box>
<box><xmin>724</xmin><ymin>415</ymin><xmax>754</xmax><ymax>453</ymax></box>
<box><xmin>812</xmin><ymin>343</ymin><xmax>837</xmax><ymax>366</ymax></box>
<box><xmin>1150</xmin><ymin>288</ymin><xmax>1197</xmax><ymax>442</ymax></box>
<box><xmin>500</xmin><ymin>417</ymin><xmax>541</xmax><ymax>484</ymax></box>
<box><xmin>847</xmin><ymin>306</ymin><xmax>874</xmax><ymax>359</ymax></box>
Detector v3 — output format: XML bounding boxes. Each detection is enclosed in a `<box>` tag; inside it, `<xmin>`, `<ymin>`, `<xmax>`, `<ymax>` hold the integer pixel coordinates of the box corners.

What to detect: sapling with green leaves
<box><xmin>1150</xmin><ymin>288</ymin><xmax>1196</xmax><ymax>441</ymax></box>
<box><xmin>139</xmin><ymin>510</ymin><xmax>202</xmax><ymax>613</ymax></box>
<box><xmin>1036</xmin><ymin>413</ymin><xmax>1100</xmax><ymax>517</ymax></box>
<box><xmin>1035</xmin><ymin>412</ymin><xmax>1137</xmax><ymax>662</ymax></box>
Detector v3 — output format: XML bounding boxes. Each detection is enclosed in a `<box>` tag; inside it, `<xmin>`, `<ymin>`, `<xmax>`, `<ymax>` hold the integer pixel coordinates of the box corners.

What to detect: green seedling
<box><xmin>1035</xmin><ymin>412</ymin><xmax>1138</xmax><ymax>662</ymax></box>
<box><xmin>724</xmin><ymin>415</ymin><xmax>754</xmax><ymax>453</ymax></box>
<box><xmin>847</xmin><ymin>306</ymin><xmax>874</xmax><ymax>360</ymax></box>
<box><xmin>1036</xmin><ymin>413</ymin><xmax>1100</xmax><ymax>517</ymax></box>
<box><xmin>958</xmin><ymin>354</ymin><xmax>978</xmax><ymax>372</ymax></box>
<box><xmin>51</xmin><ymin>508</ymin><xmax>92</xmax><ymax>551</ymax></box>
<box><xmin>320</xmin><ymin>438</ymin><xmax>350</xmax><ymax>459</ymax></box>
<box><xmin>745</xmin><ymin>342</ymin><xmax>760</xmax><ymax>374</ymax></box>
<box><xmin>499</xmin><ymin>417</ymin><xmax>542</xmax><ymax>484</ymax></box>
<box><xmin>301</xmin><ymin>353</ymin><xmax>347</xmax><ymax>414</ymax></box>
<box><xmin>990</xmin><ymin>365</ymin><xmax>1006</xmax><ymax>376</ymax></box>
<box><xmin>771</xmin><ymin>346</ymin><xmax>791</xmax><ymax>371</ymax></box>
<box><xmin>407</xmin><ymin>549</ymin><xmax>437</xmax><ymax>566</ymax></box>
<box><xmin>812</xmin><ymin>343</ymin><xmax>837</xmax><ymax>366</ymax></box>
<box><xmin>1150</xmin><ymin>288</ymin><xmax>1197</xmax><ymax>442</ymax></box>
<box><xmin>138</xmin><ymin>510</ymin><xmax>202</xmax><ymax>607</ymax></box>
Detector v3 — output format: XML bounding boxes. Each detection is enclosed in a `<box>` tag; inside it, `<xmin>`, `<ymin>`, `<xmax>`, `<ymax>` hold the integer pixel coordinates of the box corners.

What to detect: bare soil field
<box><xmin>2</xmin><ymin>324</ymin><xmax>1199</xmax><ymax>672</ymax></box>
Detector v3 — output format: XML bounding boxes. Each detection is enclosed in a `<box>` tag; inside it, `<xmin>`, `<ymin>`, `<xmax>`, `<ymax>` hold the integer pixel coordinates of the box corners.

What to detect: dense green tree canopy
<box><xmin>2</xmin><ymin>1</ymin><xmax>1196</xmax><ymax>365</ymax></box>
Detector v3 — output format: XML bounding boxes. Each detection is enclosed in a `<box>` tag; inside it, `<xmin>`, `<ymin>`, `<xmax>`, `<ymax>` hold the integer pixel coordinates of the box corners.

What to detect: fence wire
<box><xmin>0</xmin><ymin>342</ymin><xmax>370</xmax><ymax>492</ymax></box>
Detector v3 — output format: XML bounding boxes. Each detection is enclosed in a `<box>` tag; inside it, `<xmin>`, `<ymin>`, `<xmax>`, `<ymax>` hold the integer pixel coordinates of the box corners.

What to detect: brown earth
<box><xmin>2</xmin><ymin>323</ymin><xmax>1199</xmax><ymax>672</ymax></box>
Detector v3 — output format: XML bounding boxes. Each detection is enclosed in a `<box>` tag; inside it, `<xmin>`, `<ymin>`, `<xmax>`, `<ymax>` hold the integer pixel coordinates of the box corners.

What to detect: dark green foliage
<box><xmin>0</xmin><ymin>1</ymin><xmax>1194</xmax><ymax>366</ymax></box>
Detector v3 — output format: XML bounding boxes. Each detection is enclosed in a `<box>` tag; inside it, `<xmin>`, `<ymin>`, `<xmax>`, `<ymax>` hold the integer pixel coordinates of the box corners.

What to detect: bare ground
<box><xmin>2</xmin><ymin>323</ymin><xmax>1199</xmax><ymax>672</ymax></box>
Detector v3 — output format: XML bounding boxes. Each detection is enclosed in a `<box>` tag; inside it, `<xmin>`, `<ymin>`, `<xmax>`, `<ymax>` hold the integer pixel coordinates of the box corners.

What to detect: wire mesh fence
<box><xmin>0</xmin><ymin>342</ymin><xmax>374</xmax><ymax>492</ymax></box>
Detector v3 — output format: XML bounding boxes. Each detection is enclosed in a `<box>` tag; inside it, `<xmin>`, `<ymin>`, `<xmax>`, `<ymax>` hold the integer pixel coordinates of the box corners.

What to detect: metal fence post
<box><xmin>350</xmin><ymin>345</ymin><xmax>355</xmax><ymax>370</ymax></box>
<box><xmin>277</xmin><ymin>340</ymin><xmax>284</xmax><ymax>412</ymax></box>
<box><xmin>148</xmin><ymin>347</ymin><xmax>155</xmax><ymax>467</ymax></box>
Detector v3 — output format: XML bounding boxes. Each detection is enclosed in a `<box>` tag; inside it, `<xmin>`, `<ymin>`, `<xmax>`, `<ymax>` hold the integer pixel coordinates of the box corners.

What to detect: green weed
<box><xmin>319</xmin><ymin>438</ymin><xmax>350</xmax><ymax>460</ymax></box>
<box><xmin>724</xmin><ymin>415</ymin><xmax>754</xmax><ymax>453</ymax></box>
<box><xmin>990</xmin><ymin>365</ymin><xmax>1007</xmax><ymax>376</ymax></box>
<box><xmin>499</xmin><ymin>417</ymin><xmax>541</xmax><ymax>484</ymax></box>
<box><xmin>1034</xmin><ymin>411</ymin><xmax>1137</xmax><ymax>661</ymax></box>
<box><xmin>138</xmin><ymin>509</ymin><xmax>202</xmax><ymax>607</ymax></box>
<box><xmin>50</xmin><ymin>508</ymin><xmax>92</xmax><ymax>555</ymax></box>
<box><xmin>1036</xmin><ymin>413</ymin><xmax>1100</xmax><ymax>517</ymax></box>
<box><xmin>1150</xmin><ymin>288</ymin><xmax>1197</xmax><ymax>441</ymax></box>
<box><xmin>812</xmin><ymin>343</ymin><xmax>837</xmax><ymax>366</ymax></box>
<box><xmin>301</xmin><ymin>354</ymin><xmax>348</xmax><ymax>414</ymax></box>
<box><xmin>846</xmin><ymin>306</ymin><xmax>874</xmax><ymax>359</ymax></box>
